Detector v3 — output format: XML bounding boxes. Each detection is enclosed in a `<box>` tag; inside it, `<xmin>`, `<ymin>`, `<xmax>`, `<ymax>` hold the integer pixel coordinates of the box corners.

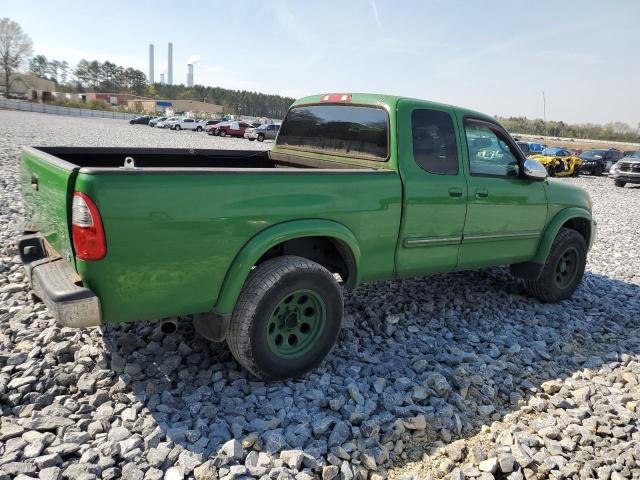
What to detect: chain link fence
<box><xmin>0</xmin><ymin>98</ymin><xmax>137</xmax><ymax>120</ymax></box>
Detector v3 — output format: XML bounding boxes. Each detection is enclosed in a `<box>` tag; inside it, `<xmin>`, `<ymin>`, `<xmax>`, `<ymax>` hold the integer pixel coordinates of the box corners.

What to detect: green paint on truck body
<box><xmin>20</xmin><ymin>93</ymin><xmax>595</xmax><ymax>325</ymax></box>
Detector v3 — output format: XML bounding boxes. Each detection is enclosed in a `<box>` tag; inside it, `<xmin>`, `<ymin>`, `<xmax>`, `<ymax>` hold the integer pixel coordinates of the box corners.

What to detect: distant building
<box><xmin>128</xmin><ymin>98</ymin><xmax>224</xmax><ymax>117</ymax></box>
<box><xmin>0</xmin><ymin>73</ymin><xmax>56</xmax><ymax>100</ymax></box>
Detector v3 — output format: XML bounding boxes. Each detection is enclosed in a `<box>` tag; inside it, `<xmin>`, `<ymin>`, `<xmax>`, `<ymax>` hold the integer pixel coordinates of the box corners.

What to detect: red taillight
<box><xmin>320</xmin><ymin>93</ymin><xmax>352</xmax><ymax>103</ymax></box>
<box><xmin>71</xmin><ymin>192</ymin><xmax>106</xmax><ymax>261</ymax></box>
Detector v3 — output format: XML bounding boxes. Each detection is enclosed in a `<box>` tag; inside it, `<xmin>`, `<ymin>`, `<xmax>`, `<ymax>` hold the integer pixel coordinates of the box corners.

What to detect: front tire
<box><xmin>257</xmin><ymin>133</ymin><xmax>265</xmax><ymax>142</ymax></box>
<box><xmin>219</xmin><ymin>130</ymin><xmax>226</xmax><ymax>137</ymax></box>
<box><xmin>226</xmin><ymin>256</ymin><xmax>343</xmax><ymax>380</ymax></box>
<box><xmin>615</xmin><ymin>180</ymin><xmax>626</xmax><ymax>188</ymax></box>
<box><xmin>524</xmin><ymin>228</ymin><xmax>587</xmax><ymax>302</ymax></box>
<box><xmin>196</xmin><ymin>126</ymin><xmax>203</xmax><ymax>132</ymax></box>
<box><xmin>175</xmin><ymin>125</ymin><xmax>181</xmax><ymax>131</ymax></box>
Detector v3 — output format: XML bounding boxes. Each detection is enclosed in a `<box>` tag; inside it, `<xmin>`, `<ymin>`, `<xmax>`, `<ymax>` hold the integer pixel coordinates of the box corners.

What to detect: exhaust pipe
<box><xmin>160</xmin><ymin>318</ymin><xmax>178</xmax><ymax>335</ymax></box>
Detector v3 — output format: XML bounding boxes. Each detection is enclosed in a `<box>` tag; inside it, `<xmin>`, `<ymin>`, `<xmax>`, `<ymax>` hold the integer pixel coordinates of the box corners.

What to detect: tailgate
<box><xmin>20</xmin><ymin>147</ymin><xmax>78</xmax><ymax>263</ymax></box>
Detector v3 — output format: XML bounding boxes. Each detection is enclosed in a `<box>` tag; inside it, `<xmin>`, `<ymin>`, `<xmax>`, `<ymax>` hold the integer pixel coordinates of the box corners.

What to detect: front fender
<box><xmin>533</xmin><ymin>207</ymin><xmax>594</xmax><ymax>265</ymax></box>
<box><xmin>214</xmin><ymin>219</ymin><xmax>361</xmax><ymax>316</ymax></box>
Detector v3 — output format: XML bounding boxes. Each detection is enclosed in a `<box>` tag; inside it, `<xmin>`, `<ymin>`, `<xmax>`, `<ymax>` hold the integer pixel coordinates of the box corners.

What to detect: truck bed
<box><xmin>32</xmin><ymin>146</ymin><xmax>378</xmax><ymax>171</ymax></box>
<box><xmin>21</xmin><ymin>146</ymin><xmax>400</xmax><ymax>324</ymax></box>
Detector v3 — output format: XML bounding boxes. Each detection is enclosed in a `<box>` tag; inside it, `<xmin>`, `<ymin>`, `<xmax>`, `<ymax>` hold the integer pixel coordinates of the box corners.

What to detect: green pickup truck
<box><xmin>18</xmin><ymin>93</ymin><xmax>596</xmax><ymax>380</ymax></box>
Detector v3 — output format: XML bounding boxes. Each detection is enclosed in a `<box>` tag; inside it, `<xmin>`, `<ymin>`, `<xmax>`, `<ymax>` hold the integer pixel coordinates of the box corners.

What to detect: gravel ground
<box><xmin>1</xmin><ymin>109</ymin><xmax>639</xmax><ymax>480</ymax></box>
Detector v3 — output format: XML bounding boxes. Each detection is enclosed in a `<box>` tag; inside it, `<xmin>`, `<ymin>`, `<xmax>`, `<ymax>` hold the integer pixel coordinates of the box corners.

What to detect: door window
<box><xmin>411</xmin><ymin>109</ymin><xmax>458</xmax><ymax>175</ymax></box>
<box><xmin>464</xmin><ymin>120</ymin><xmax>521</xmax><ymax>177</ymax></box>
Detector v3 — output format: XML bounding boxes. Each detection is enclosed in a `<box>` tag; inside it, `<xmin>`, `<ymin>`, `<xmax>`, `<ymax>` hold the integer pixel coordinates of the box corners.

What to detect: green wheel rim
<box><xmin>555</xmin><ymin>246</ymin><xmax>579</xmax><ymax>289</ymax></box>
<box><xmin>266</xmin><ymin>289</ymin><xmax>325</xmax><ymax>359</ymax></box>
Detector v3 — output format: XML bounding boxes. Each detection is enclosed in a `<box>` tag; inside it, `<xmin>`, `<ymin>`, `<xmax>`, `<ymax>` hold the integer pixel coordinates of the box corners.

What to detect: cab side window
<box><xmin>464</xmin><ymin>120</ymin><xmax>520</xmax><ymax>177</ymax></box>
<box><xmin>411</xmin><ymin>109</ymin><xmax>458</xmax><ymax>175</ymax></box>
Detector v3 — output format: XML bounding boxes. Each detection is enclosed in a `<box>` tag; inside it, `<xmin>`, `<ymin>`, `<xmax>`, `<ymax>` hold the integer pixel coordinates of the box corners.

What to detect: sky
<box><xmin>2</xmin><ymin>0</ymin><xmax>639</xmax><ymax>126</ymax></box>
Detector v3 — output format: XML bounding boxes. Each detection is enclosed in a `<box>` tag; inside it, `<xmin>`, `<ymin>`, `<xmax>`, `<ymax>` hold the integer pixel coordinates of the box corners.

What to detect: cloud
<box><xmin>187</xmin><ymin>54</ymin><xmax>201</xmax><ymax>65</ymax></box>
<box><xmin>370</xmin><ymin>0</ymin><xmax>381</xmax><ymax>30</ymax></box>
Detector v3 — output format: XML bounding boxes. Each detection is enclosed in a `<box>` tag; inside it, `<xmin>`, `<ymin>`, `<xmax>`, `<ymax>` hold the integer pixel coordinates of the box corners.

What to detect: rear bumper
<box><xmin>17</xmin><ymin>233</ymin><xmax>101</xmax><ymax>328</ymax></box>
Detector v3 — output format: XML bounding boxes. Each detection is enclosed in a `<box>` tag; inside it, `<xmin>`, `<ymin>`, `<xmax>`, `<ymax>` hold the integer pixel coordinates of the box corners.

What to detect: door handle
<box><xmin>475</xmin><ymin>188</ymin><xmax>489</xmax><ymax>198</ymax></box>
<box><xmin>448</xmin><ymin>187</ymin><xmax>463</xmax><ymax>198</ymax></box>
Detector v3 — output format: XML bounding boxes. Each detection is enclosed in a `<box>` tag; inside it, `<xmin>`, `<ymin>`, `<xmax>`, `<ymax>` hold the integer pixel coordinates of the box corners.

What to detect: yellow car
<box><xmin>529</xmin><ymin>147</ymin><xmax>582</xmax><ymax>177</ymax></box>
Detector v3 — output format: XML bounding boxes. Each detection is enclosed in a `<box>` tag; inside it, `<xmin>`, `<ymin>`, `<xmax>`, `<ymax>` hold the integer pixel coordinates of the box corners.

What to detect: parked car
<box><xmin>169</xmin><ymin>118</ymin><xmax>205</xmax><ymax>131</ymax></box>
<box><xmin>201</xmin><ymin>120</ymin><xmax>221</xmax><ymax>131</ymax></box>
<box><xmin>516</xmin><ymin>141</ymin><xmax>530</xmax><ymax>156</ymax></box>
<box><xmin>528</xmin><ymin>147</ymin><xmax>582</xmax><ymax>177</ymax></box>
<box><xmin>206</xmin><ymin>121</ymin><xmax>228</xmax><ymax>135</ymax></box>
<box><xmin>129</xmin><ymin>116</ymin><xmax>151</xmax><ymax>125</ymax></box>
<box><xmin>17</xmin><ymin>92</ymin><xmax>595</xmax><ymax>380</ymax></box>
<box><xmin>245</xmin><ymin>124</ymin><xmax>280</xmax><ymax>142</ymax></box>
<box><xmin>156</xmin><ymin>117</ymin><xmax>178</xmax><ymax>129</ymax></box>
<box><xmin>215</xmin><ymin>121</ymin><xmax>254</xmax><ymax>138</ymax></box>
<box><xmin>205</xmin><ymin>121</ymin><xmax>231</xmax><ymax>135</ymax></box>
<box><xmin>579</xmin><ymin>149</ymin><xmax>622</xmax><ymax>175</ymax></box>
<box><xmin>528</xmin><ymin>143</ymin><xmax>545</xmax><ymax>155</ymax></box>
<box><xmin>148</xmin><ymin>117</ymin><xmax>167</xmax><ymax>127</ymax></box>
<box><xmin>609</xmin><ymin>150</ymin><xmax>640</xmax><ymax>187</ymax></box>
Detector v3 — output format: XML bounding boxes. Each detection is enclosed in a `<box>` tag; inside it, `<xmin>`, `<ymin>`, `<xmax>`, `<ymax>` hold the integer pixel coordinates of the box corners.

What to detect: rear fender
<box><xmin>214</xmin><ymin>219</ymin><xmax>361</xmax><ymax>316</ymax></box>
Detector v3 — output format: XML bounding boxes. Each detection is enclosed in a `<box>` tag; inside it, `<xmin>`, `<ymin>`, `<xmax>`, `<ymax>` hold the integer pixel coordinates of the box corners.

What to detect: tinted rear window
<box><xmin>277</xmin><ymin>105</ymin><xmax>388</xmax><ymax>160</ymax></box>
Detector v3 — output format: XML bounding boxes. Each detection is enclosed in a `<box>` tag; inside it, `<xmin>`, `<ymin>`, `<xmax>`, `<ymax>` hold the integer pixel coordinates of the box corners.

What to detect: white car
<box><xmin>169</xmin><ymin>118</ymin><xmax>206</xmax><ymax>131</ymax></box>
<box><xmin>156</xmin><ymin>117</ymin><xmax>178</xmax><ymax>129</ymax></box>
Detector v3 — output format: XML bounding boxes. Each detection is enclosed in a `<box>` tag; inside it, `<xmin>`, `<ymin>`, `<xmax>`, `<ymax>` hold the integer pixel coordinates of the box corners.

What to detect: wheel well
<box><xmin>562</xmin><ymin>217</ymin><xmax>590</xmax><ymax>245</ymax></box>
<box><xmin>255</xmin><ymin>236</ymin><xmax>356</xmax><ymax>288</ymax></box>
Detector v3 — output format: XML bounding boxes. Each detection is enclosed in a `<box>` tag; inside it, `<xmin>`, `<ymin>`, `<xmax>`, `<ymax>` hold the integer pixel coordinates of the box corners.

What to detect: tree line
<box><xmin>29</xmin><ymin>55</ymin><xmax>147</xmax><ymax>95</ymax></box>
<box><xmin>499</xmin><ymin>116</ymin><xmax>640</xmax><ymax>144</ymax></box>
<box><xmin>147</xmin><ymin>83</ymin><xmax>295</xmax><ymax>118</ymax></box>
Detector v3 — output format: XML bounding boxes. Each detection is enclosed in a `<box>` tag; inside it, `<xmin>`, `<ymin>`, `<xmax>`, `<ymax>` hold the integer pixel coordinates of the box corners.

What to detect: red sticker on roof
<box><xmin>320</xmin><ymin>94</ymin><xmax>352</xmax><ymax>103</ymax></box>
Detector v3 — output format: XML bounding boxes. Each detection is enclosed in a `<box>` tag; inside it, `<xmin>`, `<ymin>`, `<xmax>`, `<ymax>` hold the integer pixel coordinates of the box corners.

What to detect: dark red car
<box><xmin>215</xmin><ymin>121</ymin><xmax>254</xmax><ymax>138</ymax></box>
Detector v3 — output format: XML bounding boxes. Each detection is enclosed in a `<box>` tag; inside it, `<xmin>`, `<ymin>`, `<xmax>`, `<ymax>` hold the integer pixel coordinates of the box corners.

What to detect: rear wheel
<box><xmin>196</xmin><ymin>126</ymin><xmax>203</xmax><ymax>132</ymax></box>
<box><xmin>546</xmin><ymin>165</ymin><xmax>556</xmax><ymax>177</ymax></box>
<box><xmin>219</xmin><ymin>130</ymin><xmax>226</xmax><ymax>137</ymax></box>
<box><xmin>524</xmin><ymin>228</ymin><xmax>586</xmax><ymax>302</ymax></box>
<box><xmin>175</xmin><ymin>125</ymin><xmax>181</xmax><ymax>131</ymax></box>
<box><xmin>615</xmin><ymin>180</ymin><xmax>626</xmax><ymax>188</ymax></box>
<box><xmin>226</xmin><ymin>256</ymin><xmax>343</xmax><ymax>380</ymax></box>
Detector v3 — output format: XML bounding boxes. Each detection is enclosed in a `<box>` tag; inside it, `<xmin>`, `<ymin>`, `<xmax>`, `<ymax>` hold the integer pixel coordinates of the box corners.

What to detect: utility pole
<box><xmin>542</xmin><ymin>91</ymin><xmax>546</xmax><ymax>138</ymax></box>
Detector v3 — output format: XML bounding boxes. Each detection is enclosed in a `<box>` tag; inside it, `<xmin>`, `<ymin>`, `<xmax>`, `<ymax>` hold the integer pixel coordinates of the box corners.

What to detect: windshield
<box><xmin>277</xmin><ymin>104</ymin><xmax>389</xmax><ymax>160</ymax></box>
<box><xmin>542</xmin><ymin>147</ymin><xmax>561</xmax><ymax>155</ymax></box>
<box><xmin>631</xmin><ymin>151</ymin><xmax>640</xmax><ymax>158</ymax></box>
<box><xmin>581</xmin><ymin>150</ymin><xmax>606</xmax><ymax>159</ymax></box>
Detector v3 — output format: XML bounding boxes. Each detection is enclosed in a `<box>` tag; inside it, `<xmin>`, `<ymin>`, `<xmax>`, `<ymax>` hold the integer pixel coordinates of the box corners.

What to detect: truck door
<box><xmin>396</xmin><ymin>100</ymin><xmax>468</xmax><ymax>276</ymax></box>
<box><xmin>456</xmin><ymin>117</ymin><xmax>547</xmax><ymax>269</ymax></box>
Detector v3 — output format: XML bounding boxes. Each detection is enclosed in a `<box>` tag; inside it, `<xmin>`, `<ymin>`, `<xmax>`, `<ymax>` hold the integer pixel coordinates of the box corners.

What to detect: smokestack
<box><xmin>167</xmin><ymin>42</ymin><xmax>173</xmax><ymax>85</ymax></box>
<box><xmin>160</xmin><ymin>73</ymin><xmax>165</xmax><ymax>84</ymax></box>
<box><xmin>148</xmin><ymin>44</ymin><xmax>154</xmax><ymax>84</ymax></box>
<box><xmin>187</xmin><ymin>64</ymin><xmax>194</xmax><ymax>87</ymax></box>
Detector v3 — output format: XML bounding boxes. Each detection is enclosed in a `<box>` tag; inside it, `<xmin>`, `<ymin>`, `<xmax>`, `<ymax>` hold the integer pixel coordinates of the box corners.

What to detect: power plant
<box><xmin>148</xmin><ymin>44</ymin><xmax>154</xmax><ymax>84</ymax></box>
<box><xmin>147</xmin><ymin>43</ymin><xmax>197</xmax><ymax>86</ymax></box>
<box><xmin>167</xmin><ymin>42</ymin><xmax>173</xmax><ymax>85</ymax></box>
<box><xmin>187</xmin><ymin>64</ymin><xmax>194</xmax><ymax>87</ymax></box>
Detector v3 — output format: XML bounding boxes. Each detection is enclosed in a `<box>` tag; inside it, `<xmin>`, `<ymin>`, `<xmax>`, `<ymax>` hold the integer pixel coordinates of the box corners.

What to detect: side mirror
<box><xmin>523</xmin><ymin>159</ymin><xmax>548</xmax><ymax>180</ymax></box>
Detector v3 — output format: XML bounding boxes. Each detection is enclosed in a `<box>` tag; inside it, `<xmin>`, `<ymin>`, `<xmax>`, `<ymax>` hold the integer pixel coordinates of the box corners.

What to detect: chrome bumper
<box><xmin>17</xmin><ymin>234</ymin><xmax>101</xmax><ymax>328</ymax></box>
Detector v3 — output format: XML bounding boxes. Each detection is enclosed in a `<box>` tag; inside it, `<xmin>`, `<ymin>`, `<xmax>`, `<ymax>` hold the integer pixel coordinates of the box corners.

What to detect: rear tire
<box><xmin>219</xmin><ymin>130</ymin><xmax>226</xmax><ymax>137</ymax></box>
<box><xmin>196</xmin><ymin>126</ymin><xmax>203</xmax><ymax>132</ymax></box>
<box><xmin>615</xmin><ymin>180</ymin><xmax>626</xmax><ymax>188</ymax></box>
<box><xmin>523</xmin><ymin>228</ymin><xmax>587</xmax><ymax>302</ymax></box>
<box><xmin>175</xmin><ymin>125</ymin><xmax>181</xmax><ymax>131</ymax></box>
<box><xmin>226</xmin><ymin>255</ymin><xmax>343</xmax><ymax>380</ymax></box>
